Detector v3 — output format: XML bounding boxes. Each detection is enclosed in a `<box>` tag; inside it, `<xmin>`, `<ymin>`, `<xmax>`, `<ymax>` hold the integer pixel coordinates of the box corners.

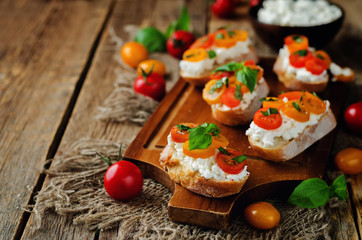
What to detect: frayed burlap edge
<box><xmin>27</xmin><ymin>138</ymin><xmax>348</xmax><ymax>240</ymax></box>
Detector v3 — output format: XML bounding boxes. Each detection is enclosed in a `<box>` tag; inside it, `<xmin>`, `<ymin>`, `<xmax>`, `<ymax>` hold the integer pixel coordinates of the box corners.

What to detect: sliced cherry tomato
<box><xmin>221</xmin><ymin>86</ymin><xmax>241</xmax><ymax>108</ymax></box>
<box><xmin>278</xmin><ymin>91</ymin><xmax>303</xmax><ymax>101</ymax></box>
<box><xmin>300</xmin><ymin>91</ymin><xmax>326</xmax><ymax>114</ymax></box>
<box><xmin>335</xmin><ymin>148</ymin><xmax>362</xmax><ymax>175</ymax></box>
<box><xmin>281</xmin><ymin>100</ymin><xmax>310</xmax><ymax>122</ymax></box>
<box><xmin>214</xmin><ymin>29</ymin><xmax>238</xmax><ymax>48</ymax></box>
<box><xmin>216</xmin><ymin>148</ymin><xmax>246</xmax><ymax>174</ymax></box>
<box><xmin>170</xmin><ymin>123</ymin><xmax>198</xmax><ymax>143</ymax></box>
<box><xmin>209</xmin><ymin>71</ymin><xmax>233</xmax><ymax>80</ymax></box>
<box><xmin>253</xmin><ymin>107</ymin><xmax>283</xmax><ymax>130</ymax></box>
<box><xmin>284</xmin><ymin>34</ymin><xmax>309</xmax><ymax>54</ymax></box>
<box><xmin>183</xmin><ymin>141</ymin><xmax>216</xmax><ymax>159</ymax></box>
<box><xmin>289</xmin><ymin>49</ymin><xmax>313</xmax><ymax>68</ymax></box>
<box><xmin>190</xmin><ymin>34</ymin><xmax>215</xmax><ymax>49</ymax></box>
<box><xmin>182</xmin><ymin>48</ymin><xmax>208</xmax><ymax>62</ymax></box>
<box><xmin>315</xmin><ymin>50</ymin><xmax>332</xmax><ymax>68</ymax></box>
<box><xmin>244</xmin><ymin>202</ymin><xmax>280</xmax><ymax>230</ymax></box>
<box><xmin>262</xmin><ymin>97</ymin><xmax>284</xmax><ymax>109</ymax></box>
<box><xmin>305</xmin><ymin>57</ymin><xmax>327</xmax><ymax>75</ymax></box>
<box><xmin>243</xmin><ymin>60</ymin><xmax>256</xmax><ymax>66</ymax></box>
<box><xmin>203</xmin><ymin>79</ymin><xmax>226</xmax><ymax>105</ymax></box>
<box><xmin>213</xmin><ymin>134</ymin><xmax>229</xmax><ymax>148</ymax></box>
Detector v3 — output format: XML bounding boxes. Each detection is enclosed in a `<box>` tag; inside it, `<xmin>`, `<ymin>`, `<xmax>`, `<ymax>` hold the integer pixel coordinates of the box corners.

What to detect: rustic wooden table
<box><xmin>1</xmin><ymin>0</ymin><xmax>361</xmax><ymax>239</ymax></box>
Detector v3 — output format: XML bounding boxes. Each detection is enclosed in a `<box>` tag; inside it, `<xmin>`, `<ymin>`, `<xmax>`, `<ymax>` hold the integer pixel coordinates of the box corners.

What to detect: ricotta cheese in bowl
<box><xmin>257</xmin><ymin>0</ymin><xmax>342</xmax><ymax>27</ymax></box>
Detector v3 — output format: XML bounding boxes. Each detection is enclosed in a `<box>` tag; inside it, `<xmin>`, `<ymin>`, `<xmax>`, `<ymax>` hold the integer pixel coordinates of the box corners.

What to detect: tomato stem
<box><xmin>96</xmin><ymin>152</ymin><xmax>112</xmax><ymax>166</ymax></box>
<box><xmin>141</xmin><ymin>64</ymin><xmax>155</xmax><ymax>85</ymax></box>
<box><xmin>116</xmin><ymin>144</ymin><xmax>123</xmax><ymax>162</ymax></box>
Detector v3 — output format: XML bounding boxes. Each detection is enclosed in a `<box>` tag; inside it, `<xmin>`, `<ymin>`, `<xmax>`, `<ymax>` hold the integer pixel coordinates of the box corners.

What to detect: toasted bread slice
<box><xmin>160</xmin><ymin>145</ymin><xmax>249</xmax><ymax>198</ymax></box>
<box><xmin>211</xmin><ymin>79</ymin><xmax>269</xmax><ymax>126</ymax></box>
<box><xmin>248</xmin><ymin>109</ymin><xmax>337</xmax><ymax>161</ymax></box>
<box><xmin>273</xmin><ymin>55</ymin><xmax>328</xmax><ymax>92</ymax></box>
<box><xmin>180</xmin><ymin>46</ymin><xmax>259</xmax><ymax>87</ymax></box>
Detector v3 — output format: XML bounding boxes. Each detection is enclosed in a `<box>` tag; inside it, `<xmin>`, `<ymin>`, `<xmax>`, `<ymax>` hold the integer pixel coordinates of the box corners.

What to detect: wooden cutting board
<box><xmin>123</xmin><ymin>58</ymin><xmax>347</xmax><ymax>229</ymax></box>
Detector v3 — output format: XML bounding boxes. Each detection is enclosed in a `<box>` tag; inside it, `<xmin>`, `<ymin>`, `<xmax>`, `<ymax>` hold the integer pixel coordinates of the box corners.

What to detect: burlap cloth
<box><xmin>28</xmin><ymin>25</ymin><xmax>361</xmax><ymax>239</ymax></box>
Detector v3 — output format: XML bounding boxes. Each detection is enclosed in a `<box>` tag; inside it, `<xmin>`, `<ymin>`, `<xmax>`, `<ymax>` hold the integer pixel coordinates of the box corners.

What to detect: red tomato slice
<box><xmin>305</xmin><ymin>57</ymin><xmax>327</xmax><ymax>75</ymax></box>
<box><xmin>221</xmin><ymin>86</ymin><xmax>241</xmax><ymax>108</ymax></box>
<box><xmin>217</xmin><ymin>148</ymin><xmax>246</xmax><ymax>174</ymax></box>
<box><xmin>170</xmin><ymin>123</ymin><xmax>198</xmax><ymax>143</ymax></box>
<box><xmin>209</xmin><ymin>71</ymin><xmax>233</xmax><ymax>80</ymax></box>
<box><xmin>253</xmin><ymin>107</ymin><xmax>283</xmax><ymax>130</ymax></box>
<box><xmin>289</xmin><ymin>50</ymin><xmax>313</xmax><ymax>68</ymax></box>
<box><xmin>189</xmin><ymin>34</ymin><xmax>214</xmax><ymax>49</ymax></box>
<box><xmin>243</xmin><ymin>59</ymin><xmax>256</xmax><ymax>66</ymax></box>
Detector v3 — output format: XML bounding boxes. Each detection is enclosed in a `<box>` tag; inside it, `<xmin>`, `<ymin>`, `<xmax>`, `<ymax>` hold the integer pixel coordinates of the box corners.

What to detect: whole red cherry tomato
<box><xmin>167</xmin><ymin>30</ymin><xmax>196</xmax><ymax>59</ymax></box>
<box><xmin>134</xmin><ymin>71</ymin><xmax>166</xmax><ymax>101</ymax></box>
<box><xmin>344</xmin><ymin>102</ymin><xmax>362</xmax><ymax>135</ymax></box>
<box><xmin>103</xmin><ymin>161</ymin><xmax>143</xmax><ymax>201</ymax></box>
<box><xmin>211</xmin><ymin>0</ymin><xmax>236</xmax><ymax>18</ymax></box>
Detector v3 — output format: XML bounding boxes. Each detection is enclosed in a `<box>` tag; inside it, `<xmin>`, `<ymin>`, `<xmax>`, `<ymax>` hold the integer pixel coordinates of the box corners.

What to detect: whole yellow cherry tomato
<box><xmin>137</xmin><ymin>59</ymin><xmax>166</xmax><ymax>76</ymax></box>
<box><xmin>335</xmin><ymin>148</ymin><xmax>362</xmax><ymax>175</ymax></box>
<box><xmin>244</xmin><ymin>202</ymin><xmax>280</xmax><ymax>230</ymax></box>
<box><xmin>120</xmin><ymin>42</ymin><xmax>148</xmax><ymax>68</ymax></box>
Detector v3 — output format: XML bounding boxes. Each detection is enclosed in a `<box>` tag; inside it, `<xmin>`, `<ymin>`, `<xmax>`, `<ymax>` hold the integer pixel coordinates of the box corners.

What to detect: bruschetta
<box><xmin>160</xmin><ymin>123</ymin><xmax>250</xmax><ymax>198</ymax></box>
<box><xmin>273</xmin><ymin>34</ymin><xmax>354</xmax><ymax>92</ymax></box>
<box><xmin>179</xmin><ymin>29</ymin><xmax>258</xmax><ymax>86</ymax></box>
<box><xmin>246</xmin><ymin>91</ymin><xmax>337</xmax><ymax>161</ymax></box>
<box><xmin>202</xmin><ymin>60</ymin><xmax>269</xmax><ymax>126</ymax></box>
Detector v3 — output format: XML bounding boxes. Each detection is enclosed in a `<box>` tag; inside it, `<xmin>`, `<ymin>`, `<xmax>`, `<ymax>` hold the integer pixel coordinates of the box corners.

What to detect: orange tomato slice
<box><xmin>314</xmin><ymin>50</ymin><xmax>332</xmax><ymax>68</ymax></box>
<box><xmin>183</xmin><ymin>141</ymin><xmax>216</xmax><ymax>159</ymax></box>
<box><xmin>278</xmin><ymin>91</ymin><xmax>303</xmax><ymax>101</ymax></box>
<box><xmin>284</xmin><ymin>34</ymin><xmax>309</xmax><ymax>54</ymax></box>
<box><xmin>233</xmin><ymin>30</ymin><xmax>248</xmax><ymax>42</ymax></box>
<box><xmin>281</xmin><ymin>100</ymin><xmax>310</xmax><ymax>122</ymax></box>
<box><xmin>214</xmin><ymin>29</ymin><xmax>238</xmax><ymax>48</ymax></box>
<box><xmin>213</xmin><ymin>134</ymin><xmax>229</xmax><ymax>148</ymax></box>
<box><xmin>300</xmin><ymin>92</ymin><xmax>326</xmax><ymax>115</ymax></box>
<box><xmin>189</xmin><ymin>34</ymin><xmax>214</xmax><ymax>49</ymax></box>
<box><xmin>182</xmin><ymin>48</ymin><xmax>208</xmax><ymax>62</ymax></box>
<box><xmin>262</xmin><ymin>97</ymin><xmax>284</xmax><ymax>109</ymax></box>
<box><xmin>202</xmin><ymin>79</ymin><xmax>226</xmax><ymax>105</ymax></box>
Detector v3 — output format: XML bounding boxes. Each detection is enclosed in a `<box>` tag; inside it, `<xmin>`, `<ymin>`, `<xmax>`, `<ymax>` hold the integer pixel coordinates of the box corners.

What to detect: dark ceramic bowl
<box><xmin>249</xmin><ymin>2</ymin><xmax>345</xmax><ymax>51</ymax></box>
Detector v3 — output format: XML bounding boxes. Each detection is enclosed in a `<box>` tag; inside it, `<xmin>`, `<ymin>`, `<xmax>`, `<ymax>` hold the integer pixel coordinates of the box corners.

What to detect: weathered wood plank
<box><xmin>22</xmin><ymin>0</ymin><xmax>206</xmax><ymax>239</ymax></box>
<box><xmin>0</xmin><ymin>0</ymin><xmax>112</xmax><ymax>239</ymax></box>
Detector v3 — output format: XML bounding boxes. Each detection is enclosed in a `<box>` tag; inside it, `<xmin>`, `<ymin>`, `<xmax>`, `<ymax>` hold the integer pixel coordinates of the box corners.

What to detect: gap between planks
<box><xmin>12</xmin><ymin>1</ymin><xmax>117</xmax><ymax>240</ymax></box>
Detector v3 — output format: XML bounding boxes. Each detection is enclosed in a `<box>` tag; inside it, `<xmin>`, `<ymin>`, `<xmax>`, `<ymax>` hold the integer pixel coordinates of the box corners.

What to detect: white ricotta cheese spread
<box><xmin>179</xmin><ymin>57</ymin><xmax>215</xmax><ymax>78</ymax></box>
<box><xmin>213</xmin><ymin>39</ymin><xmax>251</xmax><ymax>65</ymax></box>
<box><xmin>167</xmin><ymin>134</ymin><xmax>249</xmax><ymax>181</ymax></box>
<box><xmin>257</xmin><ymin>0</ymin><xmax>342</xmax><ymax>27</ymax></box>
<box><xmin>246</xmin><ymin>101</ymin><xmax>330</xmax><ymax>148</ymax></box>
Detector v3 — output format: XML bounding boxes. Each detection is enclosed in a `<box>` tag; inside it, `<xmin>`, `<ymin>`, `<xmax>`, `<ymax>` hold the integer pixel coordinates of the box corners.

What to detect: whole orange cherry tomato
<box><xmin>137</xmin><ymin>59</ymin><xmax>166</xmax><ymax>76</ymax></box>
<box><xmin>335</xmin><ymin>148</ymin><xmax>362</xmax><ymax>175</ymax></box>
<box><xmin>244</xmin><ymin>202</ymin><xmax>280</xmax><ymax>230</ymax></box>
<box><xmin>121</xmin><ymin>42</ymin><xmax>148</xmax><ymax>68</ymax></box>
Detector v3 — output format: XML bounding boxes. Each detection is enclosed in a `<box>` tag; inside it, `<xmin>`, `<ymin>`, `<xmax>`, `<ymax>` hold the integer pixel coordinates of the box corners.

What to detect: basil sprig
<box><xmin>288</xmin><ymin>175</ymin><xmax>346</xmax><ymax>208</ymax></box>
<box><xmin>213</xmin><ymin>61</ymin><xmax>257</xmax><ymax>93</ymax></box>
<box><xmin>261</xmin><ymin>108</ymin><xmax>279</xmax><ymax>116</ymax></box>
<box><xmin>165</xmin><ymin>6</ymin><xmax>190</xmax><ymax>39</ymax></box>
<box><xmin>218</xmin><ymin>147</ymin><xmax>231</xmax><ymax>155</ymax></box>
<box><xmin>188</xmin><ymin>123</ymin><xmax>221</xmax><ymax>150</ymax></box>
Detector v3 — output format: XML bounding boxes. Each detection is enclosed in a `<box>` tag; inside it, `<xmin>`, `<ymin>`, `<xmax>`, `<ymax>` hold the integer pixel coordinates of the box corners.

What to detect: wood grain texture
<box><xmin>21</xmin><ymin>0</ymin><xmax>207</xmax><ymax>239</ymax></box>
<box><xmin>0</xmin><ymin>0</ymin><xmax>112</xmax><ymax>239</ymax></box>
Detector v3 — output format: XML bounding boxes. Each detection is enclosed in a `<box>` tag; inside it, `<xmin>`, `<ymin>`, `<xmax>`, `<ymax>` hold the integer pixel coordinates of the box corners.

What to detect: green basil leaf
<box><xmin>292</xmin><ymin>35</ymin><xmax>303</xmax><ymax>42</ymax></box>
<box><xmin>213</xmin><ymin>62</ymin><xmax>243</xmax><ymax>73</ymax></box>
<box><xmin>207</xmin><ymin>50</ymin><xmax>217</xmax><ymax>59</ymax></box>
<box><xmin>134</xmin><ymin>27</ymin><xmax>166</xmax><ymax>53</ymax></box>
<box><xmin>288</xmin><ymin>178</ymin><xmax>330</xmax><ymax>208</ymax></box>
<box><xmin>165</xmin><ymin>6</ymin><xmax>190</xmax><ymax>39</ymax></box>
<box><xmin>294</xmin><ymin>49</ymin><xmax>308</xmax><ymax>57</ymax></box>
<box><xmin>176</xmin><ymin>124</ymin><xmax>191</xmax><ymax>131</ymax></box>
<box><xmin>224</xmin><ymin>77</ymin><xmax>229</xmax><ymax>87</ymax></box>
<box><xmin>330</xmin><ymin>175</ymin><xmax>347</xmax><ymax>201</ymax></box>
<box><xmin>236</xmin><ymin>66</ymin><xmax>257</xmax><ymax>93</ymax></box>
<box><xmin>232</xmin><ymin>155</ymin><xmax>247</xmax><ymax>163</ymax></box>
<box><xmin>209</xmin><ymin>79</ymin><xmax>224</xmax><ymax>94</ymax></box>
<box><xmin>292</xmin><ymin>102</ymin><xmax>301</xmax><ymax>111</ymax></box>
<box><xmin>204</xmin><ymin>123</ymin><xmax>221</xmax><ymax>136</ymax></box>
<box><xmin>269</xmin><ymin>108</ymin><xmax>279</xmax><ymax>114</ymax></box>
<box><xmin>299</xmin><ymin>90</ymin><xmax>305</xmax><ymax>102</ymax></box>
<box><xmin>261</xmin><ymin>109</ymin><xmax>270</xmax><ymax>116</ymax></box>
<box><xmin>215</xmin><ymin>33</ymin><xmax>224</xmax><ymax>39</ymax></box>
<box><xmin>316</xmin><ymin>54</ymin><xmax>325</xmax><ymax>60</ymax></box>
<box><xmin>260</xmin><ymin>97</ymin><xmax>277</xmax><ymax>102</ymax></box>
<box><xmin>312</xmin><ymin>92</ymin><xmax>322</xmax><ymax>99</ymax></box>
<box><xmin>218</xmin><ymin>147</ymin><xmax>231</xmax><ymax>155</ymax></box>
<box><xmin>227</xmin><ymin>31</ymin><xmax>235</xmax><ymax>37</ymax></box>
<box><xmin>188</xmin><ymin>127</ymin><xmax>212</xmax><ymax>150</ymax></box>
<box><xmin>234</xmin><ymin>85</ymin><xmax>243</xmax><ymax>101</ymax></box>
